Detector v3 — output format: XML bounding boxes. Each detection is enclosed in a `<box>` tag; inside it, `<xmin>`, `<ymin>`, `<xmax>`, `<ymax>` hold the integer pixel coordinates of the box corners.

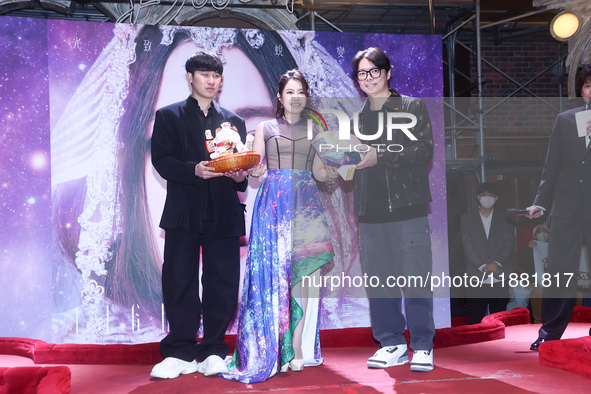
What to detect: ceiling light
<box><xmin>550</xmin><ymin>11</ymin><xmax>580</xmax><ymax>41</ymax></box>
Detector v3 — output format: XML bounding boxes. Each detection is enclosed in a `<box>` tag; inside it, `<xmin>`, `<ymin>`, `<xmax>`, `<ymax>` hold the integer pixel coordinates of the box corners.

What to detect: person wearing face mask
<box><xmin>460</xmin><ymin>182</ymin><xmax>515</xmax><ymax>324</ymax></box>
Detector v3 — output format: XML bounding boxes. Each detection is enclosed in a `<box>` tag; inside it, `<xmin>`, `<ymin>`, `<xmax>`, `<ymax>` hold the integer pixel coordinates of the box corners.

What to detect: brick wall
<box><xmin>450</xmin><ymin>42</ymin><xmax>583</xmax><ymax>164</ymax></box>
<box><xmin>476</xmin><ymin>43</ymin><xmax>568</xmax><ymax>98</ymax></box>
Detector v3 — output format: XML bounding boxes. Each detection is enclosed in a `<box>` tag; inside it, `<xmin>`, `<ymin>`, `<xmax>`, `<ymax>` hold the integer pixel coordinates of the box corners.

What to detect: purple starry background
<box><xmin>314</xmin><ymin>32</ymin><xmax>443</xmax><ymax>97</ymax></box>
<box><xmin>0</xmin><ymin>18</ymin><xmax>449</xmax><ymax>342</ymax></box>
<box><xmin>0</xmin><ymin>17</ymin><xmax>114</xmax><ymax>341</ymax></box>
<box><xmin>47</xmin><ymin>20</ymin><xmax>113</xmax><ymax>126</ymax></box>
<box><xmin>0</xmin><ymin>17</ymin><xmax>52</xmax><ymax>339</ymax></box>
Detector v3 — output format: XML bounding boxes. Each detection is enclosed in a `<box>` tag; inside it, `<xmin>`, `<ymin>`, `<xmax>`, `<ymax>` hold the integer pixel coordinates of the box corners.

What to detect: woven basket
<box><xmin>206</xmin><ymin>151</ymin><xmax>260</xmax><ymax>173</ymax></box>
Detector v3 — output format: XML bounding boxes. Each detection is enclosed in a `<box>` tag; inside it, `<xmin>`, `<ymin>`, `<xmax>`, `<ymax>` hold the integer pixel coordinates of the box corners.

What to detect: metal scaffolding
<box><xmin>443</xmin><ymin>0</ymin><xmax>567</xmax><ymax>183</ymax></box>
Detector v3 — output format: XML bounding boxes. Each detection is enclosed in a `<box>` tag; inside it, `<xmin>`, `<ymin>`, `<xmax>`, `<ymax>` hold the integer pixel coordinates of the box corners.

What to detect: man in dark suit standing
<box><xmin>460</xmin><ymin>182</ymin><xmax>514</xmax><ymax>324</ymax></box>
<box><xmin>528</xmin><ymin>66</ymin><xmax>591</xmax><ymax>350</ymax></box>
<box><xmin>150</xmin><ymin>52</ymin><xmax>249</xmax><ymax>378</ymax></box>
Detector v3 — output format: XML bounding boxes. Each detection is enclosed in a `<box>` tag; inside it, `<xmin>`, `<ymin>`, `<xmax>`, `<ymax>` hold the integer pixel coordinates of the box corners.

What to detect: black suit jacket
<box><xmin>151</xmin><ymin>96</ymin><xmax>248</xmax><ymax>238</ymax></box>
<box><xmin>534</xmin><ymin>105</ymin><xmax>591</xmax><ymax>220</ymax></box>
<box><xmin>460</xmin><ymin>208</ymin><xmax>515</xmax><ymax>278</ymax></box>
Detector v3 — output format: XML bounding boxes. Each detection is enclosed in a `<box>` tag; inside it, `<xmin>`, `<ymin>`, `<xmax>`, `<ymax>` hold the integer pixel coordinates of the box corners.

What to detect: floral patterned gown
<box><xmin>222</xmin><ymin>117</ymin><xmax>333</xmax><ymax>383</ymax></box>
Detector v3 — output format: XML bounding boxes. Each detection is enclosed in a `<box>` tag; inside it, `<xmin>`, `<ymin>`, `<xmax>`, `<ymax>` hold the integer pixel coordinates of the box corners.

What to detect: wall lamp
<box><xmin>550</xmin><ymin>11</ymin><xmax>580</xmax><ymax>41</ymax></box>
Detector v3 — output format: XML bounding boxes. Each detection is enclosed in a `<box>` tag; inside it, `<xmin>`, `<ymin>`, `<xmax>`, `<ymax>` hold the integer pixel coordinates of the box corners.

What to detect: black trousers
<box><xmin>539</xmin><ymin>215</ymin><xmax>591</xmax><ymax>341</ymax></box>
<box><xmin>159</xmin><ymin>227</ymin><xmax>240</xmax><ymax>362</ymax></box>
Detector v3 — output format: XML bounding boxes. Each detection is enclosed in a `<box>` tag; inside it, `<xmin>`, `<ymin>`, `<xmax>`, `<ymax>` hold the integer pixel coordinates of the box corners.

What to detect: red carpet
<box><xmin>0</xmin><ymin>308</ymin><xmax>528</xmax><ymax>367</ymax></box>
<box><xmin>2</xmin><ymin>309</ymin><xmax>591</xmax><ymax>392</ymax></box>
<box><xmin>1</xmin><ymin>322</ymin><xmax>590</xmax><ymax>393</ymax></box>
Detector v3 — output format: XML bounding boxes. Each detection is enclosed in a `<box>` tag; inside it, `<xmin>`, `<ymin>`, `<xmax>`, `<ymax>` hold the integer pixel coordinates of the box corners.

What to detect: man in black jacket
<box><xmin>353</xmin><ymin>47</ymin><xmax>435</xmax><ymax>372</ymax></box>
<box><xmin>460</xmin><ymin>182</ymin><xmax>514</xmax><ymax>324</ymax></box>
<box><xmin>150</xmin><ymin>51</ymin><xmax>248</xmax><ymax>379</ymax></box>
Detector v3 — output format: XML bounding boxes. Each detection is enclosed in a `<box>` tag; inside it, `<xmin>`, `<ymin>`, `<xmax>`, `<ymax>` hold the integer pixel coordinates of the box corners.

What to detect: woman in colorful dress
<box><xmin>223</xmin><ymin>69</ymin><xmax>335</xmax><ymax>383</ymax></box>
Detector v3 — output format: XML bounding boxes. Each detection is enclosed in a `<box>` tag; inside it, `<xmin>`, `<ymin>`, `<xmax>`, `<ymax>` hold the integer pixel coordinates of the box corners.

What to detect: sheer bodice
<box><xmin>263</xmin><ymin>118</ymin><xmax>315</xmax><ymax>171</ymax></box>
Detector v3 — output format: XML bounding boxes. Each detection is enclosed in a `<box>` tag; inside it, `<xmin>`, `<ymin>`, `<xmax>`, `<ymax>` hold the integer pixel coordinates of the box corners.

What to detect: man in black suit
<box><xmin>528</xmin><ymin>66</ymin><xmax>591</xmax><ymax>350</ymax></box>
<box><xmin>150</xmin><ymin>52</ymin><xmax>249</xmax><ymax>378</ymax></box>
<box><xmin>460</xmin><ymin>182</ymin><xmax>514</xmax><ymax>324</ymax></box>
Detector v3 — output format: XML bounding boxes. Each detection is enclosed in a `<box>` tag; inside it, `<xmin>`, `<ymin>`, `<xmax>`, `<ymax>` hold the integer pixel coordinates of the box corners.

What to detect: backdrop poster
<box><xmin>0</xmin><ymin>16</ymin><xmax>448</xmax><ymax>344</ymax></box>
<box><xmin>0</xmin><ymin>17</ymin><xmax>53</xmax><ymax>341</ymax></box>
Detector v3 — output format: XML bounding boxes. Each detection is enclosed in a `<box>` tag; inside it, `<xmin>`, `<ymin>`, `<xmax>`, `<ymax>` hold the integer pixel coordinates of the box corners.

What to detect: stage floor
<box><xmin>1</xmin><ymin>322</ymin><xmax>589</xmax><ymax>393</ymax></box>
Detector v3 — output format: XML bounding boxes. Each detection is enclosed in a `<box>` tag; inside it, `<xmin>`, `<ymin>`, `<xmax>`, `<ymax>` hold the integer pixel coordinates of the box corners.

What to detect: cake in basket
<box><xmin>205</xmin><ymin>122</ymin><xmax>259</xmax><ymax>173</ymax></box>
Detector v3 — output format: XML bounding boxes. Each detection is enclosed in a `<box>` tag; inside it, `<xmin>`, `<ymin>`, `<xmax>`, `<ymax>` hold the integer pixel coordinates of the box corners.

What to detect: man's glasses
<box><xmin>356</xmin><ymin>67</ymin><xmax>382</xmax><ymax>81</ymax></box>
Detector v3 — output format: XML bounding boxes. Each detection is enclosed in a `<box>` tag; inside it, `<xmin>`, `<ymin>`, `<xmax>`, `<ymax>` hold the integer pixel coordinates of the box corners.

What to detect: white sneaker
<box><xmin>150</xmin><ymin>357</ymin><xmax>199</xmax><ymax>379</ymax></box>
<box><xmin>196</xmin><ymin>355</ymin><xmax>228</xmax><ymax>376</ymax></box>
<box><xmin>367</xmin><ymin>345</ymin><xmax>409</xmax><ymax>368</ymax></box>
<box><xmin>410</xmin><ymin>349</ymin><xmax>433</xmax><ymax>372</ymax></box>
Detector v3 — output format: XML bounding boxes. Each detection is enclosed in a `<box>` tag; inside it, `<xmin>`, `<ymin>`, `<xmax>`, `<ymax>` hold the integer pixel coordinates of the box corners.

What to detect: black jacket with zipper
<box><xmin>353</xmin><ymin>89</ymin><xmax>434</xmax><ymax>221</ymax></box>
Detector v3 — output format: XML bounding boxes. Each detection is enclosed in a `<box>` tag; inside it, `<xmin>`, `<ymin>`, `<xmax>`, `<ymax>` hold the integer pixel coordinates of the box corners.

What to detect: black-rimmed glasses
<box><xmin>356</xmin><ymin>67</ymin><xmax>382</xmax><ymax>81</ymax></box>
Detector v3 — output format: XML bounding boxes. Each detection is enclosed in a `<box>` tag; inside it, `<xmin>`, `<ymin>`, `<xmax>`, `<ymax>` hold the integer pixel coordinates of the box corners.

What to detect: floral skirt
<box><xmin>223</xmin><ymin>169</ymin><xmax>333</xmax><ymax>383</ymax></box>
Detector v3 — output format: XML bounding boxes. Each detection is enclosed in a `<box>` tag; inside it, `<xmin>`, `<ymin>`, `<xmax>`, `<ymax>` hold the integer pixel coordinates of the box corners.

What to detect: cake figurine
<box><xmin>205</xmin><ymin>124</ymin><xmax>259</xmax><ymax>173</ymax></box>
<box><xmin>210</xmin><ymin>122</ymin><xmax>246</xmax><ymax>159</ymax></box>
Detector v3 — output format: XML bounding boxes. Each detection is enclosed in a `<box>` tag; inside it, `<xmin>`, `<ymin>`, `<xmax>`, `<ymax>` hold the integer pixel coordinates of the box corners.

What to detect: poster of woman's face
<box><xmin>0</xmin><ymin>16</ymin><xmax>448</xmax><ymax>344</ymax></box>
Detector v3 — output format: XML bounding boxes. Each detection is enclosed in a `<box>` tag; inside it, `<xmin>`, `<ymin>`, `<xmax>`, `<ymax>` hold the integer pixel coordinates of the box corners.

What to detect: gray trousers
<box><xmin>359</xmin><ymin>216</ymin><xmax>435</xmax><ymax>351</ymax></box>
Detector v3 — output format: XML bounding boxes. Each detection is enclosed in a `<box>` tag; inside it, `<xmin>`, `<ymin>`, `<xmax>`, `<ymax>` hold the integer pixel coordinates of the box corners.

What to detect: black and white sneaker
<box><xmin>367</xmin><ymin>345</ymin><xmax>409</xmax><ymax>368</ymax></box>
<box><xmin>410</xmin><ymin>349</ymin><xmax>433</xmax><ymax>372</ymax></box>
